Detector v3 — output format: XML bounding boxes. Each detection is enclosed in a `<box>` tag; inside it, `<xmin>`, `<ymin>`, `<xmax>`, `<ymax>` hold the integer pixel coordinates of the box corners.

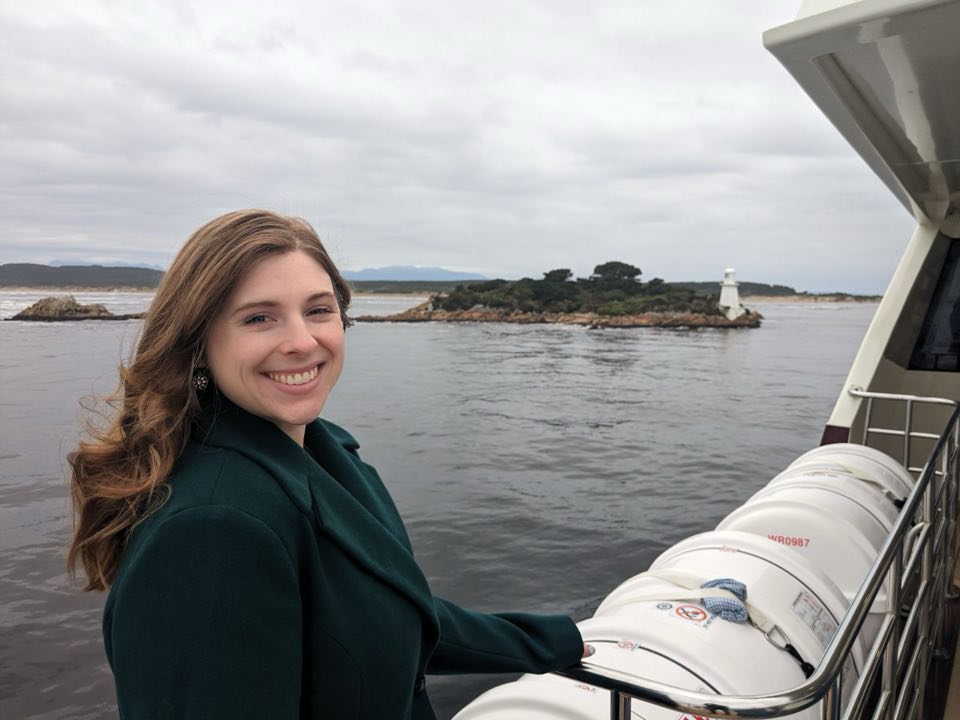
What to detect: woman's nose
<box><xmin>281</xmin><ymin>317</ymin><xmax>318</xmax><ymax>353</ymax></box>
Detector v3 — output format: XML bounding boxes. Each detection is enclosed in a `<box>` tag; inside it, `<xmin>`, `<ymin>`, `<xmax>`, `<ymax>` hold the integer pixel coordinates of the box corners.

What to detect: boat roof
<box><xmin>764</xmin><ymin>0</ymin><xmax>960</xmax><ymax>225</ymax></box>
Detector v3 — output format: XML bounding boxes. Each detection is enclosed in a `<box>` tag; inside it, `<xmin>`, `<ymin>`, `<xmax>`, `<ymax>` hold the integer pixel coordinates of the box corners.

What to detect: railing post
<box><xmin>916</xmin><ymin>449</ymin><xmax>936</xmax><ymax>715</ymax></box>
<box><xmin>610</xmin><ymin>690</ymin><xmax>630</xmax><ymax>720</ymax></box>
<box><xmin>949</xmin><ymin>427</ymin><xmax>960</xmax><ymax>602</ymax></box>
<box><xmin>882</xmin><ymin>548</ymin><xmax>902</xmax><ymax>720</ymax></box>
<box><xmin>904</xmin><ymin>398</ymin><xmax>913</xmax><ymax>468</ymax></box>
<box><xmin>819</xmin><ymin>681</ymin><xmax>841</xmax><ymax>720</ymax></box>
<box><xmin>938</xmin><ymin>428</ymin><xmax>959</xmax><ymax>618</ymax></box>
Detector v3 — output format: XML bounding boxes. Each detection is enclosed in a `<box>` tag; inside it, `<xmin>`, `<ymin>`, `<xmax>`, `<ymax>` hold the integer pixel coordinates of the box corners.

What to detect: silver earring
<box><xmin>192</xmin><ymin>368</ymin><xmax>209</xmax><ymax>392</ymax></box>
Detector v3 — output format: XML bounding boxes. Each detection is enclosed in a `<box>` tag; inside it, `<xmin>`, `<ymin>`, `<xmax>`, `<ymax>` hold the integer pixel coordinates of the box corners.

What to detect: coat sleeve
<box><xmin>106</xmin><ymin>506</ymin><xmax>302</xmax><ymax>719</ymax></box>
<box><xmin>427</xmin><ymin>597</ymin><xmax>583</xmax><ymax>675</ymax></box>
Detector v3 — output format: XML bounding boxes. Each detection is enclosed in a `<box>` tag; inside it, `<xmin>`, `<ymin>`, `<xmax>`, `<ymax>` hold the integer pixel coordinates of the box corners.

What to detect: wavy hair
<box><xmin>68</xmin><ymin>209</ymin><xmax>352</xmax><ymax>591</ymax></box>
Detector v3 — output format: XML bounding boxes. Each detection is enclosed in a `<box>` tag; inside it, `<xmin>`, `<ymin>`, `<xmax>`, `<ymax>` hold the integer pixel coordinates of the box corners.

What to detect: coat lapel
<box><xmin>194</xmin><ymin>398</ymin><xmax>439</xmax><ymax>635</ymax></box>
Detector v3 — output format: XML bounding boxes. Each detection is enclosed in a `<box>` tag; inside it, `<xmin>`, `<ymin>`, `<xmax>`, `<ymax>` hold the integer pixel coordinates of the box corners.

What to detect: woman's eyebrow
<box><xmin>230</xmin><ymin>291</ymin><xmax>336</xmax><ymax>316</ymax></box>
<box><xmin>231</xmin><ymin>299</ymin><xmax>279</xmax><ymax>316</ymax></box>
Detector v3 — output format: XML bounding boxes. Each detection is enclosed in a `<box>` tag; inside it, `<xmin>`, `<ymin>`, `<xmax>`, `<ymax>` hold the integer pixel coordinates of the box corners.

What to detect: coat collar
<box><xmin>193</xmin><ymin>396</ymin><xmax>439</xmax><ymax>635</ymax></box>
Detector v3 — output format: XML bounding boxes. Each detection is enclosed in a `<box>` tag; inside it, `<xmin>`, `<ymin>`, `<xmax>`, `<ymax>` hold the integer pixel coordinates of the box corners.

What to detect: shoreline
<box><xmin>357</xmin><ymin>302</ymin><xmax>762</xmax><ymax>329</ymax></box>
<box><xmin>744</xmin><ymin>294</ymin><xmax>880</xmax><ymax>303</ymax></box>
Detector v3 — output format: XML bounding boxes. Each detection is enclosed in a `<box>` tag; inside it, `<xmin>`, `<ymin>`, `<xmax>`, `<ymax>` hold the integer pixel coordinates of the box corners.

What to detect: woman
<box><xmin>68</xmin><ymin>209</ymin><xmax>588</xmax><ymax>719</ymax></box>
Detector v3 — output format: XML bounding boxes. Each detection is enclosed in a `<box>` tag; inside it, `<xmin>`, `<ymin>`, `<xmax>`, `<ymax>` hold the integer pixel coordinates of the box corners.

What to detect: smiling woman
<box><xmin>204</xmin><ymin>251</ymin><xmax>346</xmax><ymax>445</ymax></box>
<box><xmin>66</xmin><ymin>209</ymin><xmax>586</xmax><ymax>719</ymax></box>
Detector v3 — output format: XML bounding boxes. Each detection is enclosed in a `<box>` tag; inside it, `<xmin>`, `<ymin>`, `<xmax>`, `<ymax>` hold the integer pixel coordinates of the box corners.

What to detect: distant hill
<box><xmin>342</xmin><ymin>266</ymin><xmax>486</xmax><ymax>281</ymax></box>
<box><xmin>671</xmin><ymin>280</ymin><xmax>799</xmax><ymax>296</ymax></box>
<box><xmin>4</xmin><ymin>264</ymin><xmax>867</xmax><ymax>299</ymax></box>
<box><xmin>0</xmin><ymin>263</ymin><xmax>163</xmax><ymax>288</ymax></box>
<box><xmin>348</xmin><ymin>280</ymin><xmax>466</xmax><ymax>294</ymax></box>
<box><xmin>48</xmin><ymin>259</ymin><xmax>166</xmax><ymax>270</ymax></box>
<box><xmin>0</xmin><ymin>263</ymin><xmax>475</xmax><ymax>294</ymax></box>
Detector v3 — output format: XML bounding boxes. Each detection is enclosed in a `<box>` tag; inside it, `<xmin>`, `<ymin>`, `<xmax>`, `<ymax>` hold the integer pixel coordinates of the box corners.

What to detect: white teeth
<box><xmin>268</xmin><ymin>366</ymin><xmax>318</xmax><ymax>385</ymax></box>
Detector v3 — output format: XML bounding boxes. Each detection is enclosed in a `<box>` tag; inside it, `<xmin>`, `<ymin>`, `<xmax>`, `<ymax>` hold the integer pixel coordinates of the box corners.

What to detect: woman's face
<box><xmin>204</xmin><ymin>250</ymin><xmax>345</xmax><ymax>445</ymax></box>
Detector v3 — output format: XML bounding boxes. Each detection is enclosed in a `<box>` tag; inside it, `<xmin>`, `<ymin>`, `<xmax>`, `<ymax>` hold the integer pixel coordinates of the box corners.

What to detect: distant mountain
<box><xmin>0</xmin><ymin>263</ymin><xmax>163</xmax><ymax>288</ymax></box>
<box><xmin>341</xmin><ymin>266</ymin><xmax>486</xmax><ymax>281</ymax></box>
<box><xmin>48</xmin><ymin>259</ymin><xmax>166</xmax><ymax>270</ymax></box>
<box><xmin>0</xmin><ymin>262</ymin><xmax>486</xmax><ymax>289</ymax></box>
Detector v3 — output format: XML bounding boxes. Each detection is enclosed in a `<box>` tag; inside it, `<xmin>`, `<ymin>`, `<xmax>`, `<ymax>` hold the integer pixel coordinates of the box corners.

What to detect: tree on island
<box><xmin>542</xmin><ymin>268</ymin><xmax>573</xmax><ymax>283</ymax></box>
<box><xmin>590</xmin><ymin>261</ymin><xmax>642</xmax><ymax>283</ymax></box>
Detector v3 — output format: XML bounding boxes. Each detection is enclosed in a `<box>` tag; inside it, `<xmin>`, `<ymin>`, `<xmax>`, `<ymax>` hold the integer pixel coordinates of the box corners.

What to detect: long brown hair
<box><xmin>68</xmin><ymin>209</ymin><xmax>352</xmax><ymax>591</ymax></box>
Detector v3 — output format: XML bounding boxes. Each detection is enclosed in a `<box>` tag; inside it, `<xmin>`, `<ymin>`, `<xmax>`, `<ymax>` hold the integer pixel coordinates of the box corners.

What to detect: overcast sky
<box><xmin>1</xmin><ymin>0</ymin><xmax>918</xmax><ymax>293</ymax></box>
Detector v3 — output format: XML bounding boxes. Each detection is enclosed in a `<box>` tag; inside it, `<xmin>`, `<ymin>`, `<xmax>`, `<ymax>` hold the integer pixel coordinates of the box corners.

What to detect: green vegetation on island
<box><xmin>434</xmin><ymin>262</ymin><xmax>724</xmax><ymax>317</ymax></box>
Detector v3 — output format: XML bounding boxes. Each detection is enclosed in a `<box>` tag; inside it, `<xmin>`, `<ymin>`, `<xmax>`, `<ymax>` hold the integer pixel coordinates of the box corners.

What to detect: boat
<box><xmin>452</xmin><ymin>0</ymin><xmax>960</xmax><ymax>718</ymax></box>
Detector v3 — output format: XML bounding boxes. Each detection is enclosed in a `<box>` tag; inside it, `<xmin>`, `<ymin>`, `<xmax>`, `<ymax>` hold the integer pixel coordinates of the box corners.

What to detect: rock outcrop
<box><xmin>9</xmin><ymin>295</ymin><xmax>144</xmax><ymax>321</ymax></box>
<box><xmin>356</xmin><ymin>301</ymin><xmax>762</xmax><ymax>328</ymax></box>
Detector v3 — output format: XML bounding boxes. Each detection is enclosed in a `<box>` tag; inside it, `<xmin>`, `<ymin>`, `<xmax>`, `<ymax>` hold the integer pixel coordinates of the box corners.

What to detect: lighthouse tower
<box><xmin>719</xmin><ymin>268</ymin><xmax>746</xmax><ymax>320</ymax></box>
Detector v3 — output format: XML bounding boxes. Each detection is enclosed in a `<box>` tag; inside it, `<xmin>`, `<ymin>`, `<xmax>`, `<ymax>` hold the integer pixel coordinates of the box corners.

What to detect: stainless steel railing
<box><xmin>555</xmin><ymin>390</ymin><xmax>959</xmax><ymax>719</ymax></box>
<box><xmin>849</xmin><ymin>386</ymin><xmax>959</xmax><ymax>477</ymax></box>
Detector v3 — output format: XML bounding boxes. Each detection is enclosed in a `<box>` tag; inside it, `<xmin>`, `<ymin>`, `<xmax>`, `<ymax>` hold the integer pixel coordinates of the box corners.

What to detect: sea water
<box><xmin>0</xmin><ymin>292</ymin><xmax>877</xmax><ymax>719</ymax></box>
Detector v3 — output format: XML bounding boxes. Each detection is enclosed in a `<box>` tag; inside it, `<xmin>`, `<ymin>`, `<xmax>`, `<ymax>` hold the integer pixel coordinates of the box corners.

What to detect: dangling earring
<box><xmin>192</xmin><ymin>367</ymin><xmax>210</xmax><ymax>392</ymax></box>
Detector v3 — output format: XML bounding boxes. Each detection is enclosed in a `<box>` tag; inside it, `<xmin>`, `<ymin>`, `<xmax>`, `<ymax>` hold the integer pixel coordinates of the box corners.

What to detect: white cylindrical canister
<box><xmin>715</xmin><ymin>474</ymin><xmax>892</xmax><ymax>626</ymax></box>
<box><xmin>788</xmin><ymin>443</ymin><xmax>914</xmax><ymax>500</ymax></box>
<box><xmin>455</xmin><ymin>612</ymin><xmax>818</xmax><ymax>720</ymax></box>
<box><xmin>456</xmin><ymin>531</ymin><xmax>855</xmax><ymax>719</ymax></box>
<box><xmin>760</xmin><ymin>468</ymin><xmax>899</xmax><ymax>536</ymax></box>
<box><xmin>644</xmin><ymin>531</ymin><xmax>864</xmax><ymax>671</ymax></box>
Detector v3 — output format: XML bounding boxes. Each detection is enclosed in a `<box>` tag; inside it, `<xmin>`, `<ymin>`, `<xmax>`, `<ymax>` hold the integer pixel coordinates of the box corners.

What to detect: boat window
<box><xmin>910</xmin><ymin>238</ymin><xmax>960</xmax><ymax>371</ymax></box>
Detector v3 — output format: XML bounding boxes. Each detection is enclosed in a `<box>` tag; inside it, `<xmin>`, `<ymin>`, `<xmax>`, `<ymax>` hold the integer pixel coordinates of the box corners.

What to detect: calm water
<box><xmin>0</xmin><ymin>292</ymin><xmax>879</xmax><ymax>719</ymax></box>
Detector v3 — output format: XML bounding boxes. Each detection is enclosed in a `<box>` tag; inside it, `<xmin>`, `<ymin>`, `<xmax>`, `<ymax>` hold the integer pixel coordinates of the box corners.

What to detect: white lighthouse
<box><xmin>719</xmin><ymin>268</ymin><xmax>746</xmax><ymax>320</ymax></box>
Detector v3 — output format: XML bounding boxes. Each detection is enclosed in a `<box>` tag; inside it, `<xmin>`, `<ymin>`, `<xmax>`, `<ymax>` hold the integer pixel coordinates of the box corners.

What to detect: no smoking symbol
<box><xmin>675</xmin><ymin>605</ymin><xmax>708</xmax><ymax>622</ymax></box>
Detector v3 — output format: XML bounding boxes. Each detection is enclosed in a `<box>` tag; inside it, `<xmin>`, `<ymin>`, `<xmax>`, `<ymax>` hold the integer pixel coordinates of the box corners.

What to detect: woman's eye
<box><xmin>308</xmin><ymin>306</ymin><xmax>336</xmax><ymax>316</ymax></box>
<box><xmin>243</xmin><ymin>313</ymin><xmax>269</xmax><ymax>325</ymax></box>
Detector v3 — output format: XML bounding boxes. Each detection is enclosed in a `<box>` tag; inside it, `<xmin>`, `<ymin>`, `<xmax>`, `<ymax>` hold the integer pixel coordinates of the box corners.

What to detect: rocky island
<box><xmin>356</xmin><ymin>262</ymin><xmax>761</xmax><ymax>329</ymax></box>
<box><xmin>8</xmin><ymin>295</ymin><xmax>145</xmax><ymax>321</ymax></box>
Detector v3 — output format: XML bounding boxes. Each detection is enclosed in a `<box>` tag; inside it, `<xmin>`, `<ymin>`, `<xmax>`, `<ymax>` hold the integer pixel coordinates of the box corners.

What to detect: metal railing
<box><xmin>849</xmin><ymin>386</ymin><xmax>959</xmax><ymax>477</ymax></box>
<box><xmin>555</xmin><ymin>390</ymin><xmax>960</xmax><ymax>719</ymax></box>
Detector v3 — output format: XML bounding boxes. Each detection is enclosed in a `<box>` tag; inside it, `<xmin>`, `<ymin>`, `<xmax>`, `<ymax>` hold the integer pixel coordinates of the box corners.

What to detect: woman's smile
<box><xmin>266</xmin><ymin>364</ymin><xmax>321</xmax><ymax>386</ymax></box>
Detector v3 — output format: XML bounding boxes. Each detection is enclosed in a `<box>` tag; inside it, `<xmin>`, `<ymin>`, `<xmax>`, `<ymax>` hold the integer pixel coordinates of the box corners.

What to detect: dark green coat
<box><xmin>103</xmin><ymin>398</ymin><xmax>582</xmax><ymax>719</ymax></box>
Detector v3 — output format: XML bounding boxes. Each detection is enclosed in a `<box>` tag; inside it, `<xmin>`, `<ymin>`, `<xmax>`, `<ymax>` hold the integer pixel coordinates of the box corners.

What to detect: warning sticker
<box><xmin>675</xmin><ymin>605</ymin><xmax>708</xmax><ymax>622</ymax></box>
<box><xmin>792</xmin><ymin>590</ymin><xmax>837</xmax><ymax>647</ymax></box>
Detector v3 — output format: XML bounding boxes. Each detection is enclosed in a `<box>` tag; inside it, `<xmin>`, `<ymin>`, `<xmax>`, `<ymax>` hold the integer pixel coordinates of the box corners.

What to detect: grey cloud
<box><xmin>0</xmin><ymin>0</ymin><xmax>919</xmax><ymax>293</ymax></box>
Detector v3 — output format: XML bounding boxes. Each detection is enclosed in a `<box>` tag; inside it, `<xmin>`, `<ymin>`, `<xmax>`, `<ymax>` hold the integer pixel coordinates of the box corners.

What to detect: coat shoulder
<box><xmin>143</xmin><ymin>443</ymin><xmax>312</xmax><ymax>558</ymax></box>
<box><xmin>171</xmin><ymin>444</ymin><xmax>295</xmax><ymax>511</ymax></box>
